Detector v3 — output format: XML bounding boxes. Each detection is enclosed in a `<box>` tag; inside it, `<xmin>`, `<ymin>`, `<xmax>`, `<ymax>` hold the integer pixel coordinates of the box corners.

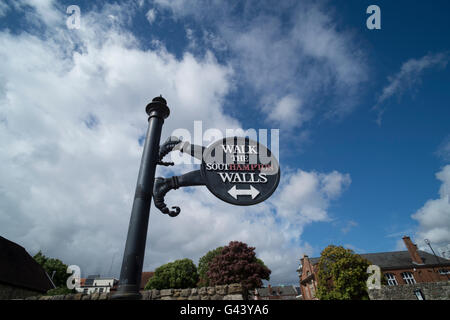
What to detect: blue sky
<box><xmin>0</xmin><ymin>0</ymin><xmax>449</xmax><ymax>285</ymax></box>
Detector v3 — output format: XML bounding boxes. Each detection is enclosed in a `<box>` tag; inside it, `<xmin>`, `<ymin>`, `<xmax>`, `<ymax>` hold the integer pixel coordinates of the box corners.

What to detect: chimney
<box><xmin>403</xmin><ymin>236</ymin><xmax>424</xmax><ymax>264</ymax></box>
<box><xmin>302</xmin><ymin>255</ymin><xmax>309</xmax><ymax>264</ymax></box>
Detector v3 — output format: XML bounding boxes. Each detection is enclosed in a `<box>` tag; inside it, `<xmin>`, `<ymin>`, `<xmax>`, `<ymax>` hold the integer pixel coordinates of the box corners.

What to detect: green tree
<box><xmin>145</xmin><ymin>258</ymin><xmax>199</xmax><ymax>290</ymax></box>
<box><xmin>33</xmin><ymin>251</ymin><xmax>69</xmax><ymax>289</ymax></box>
<box><xmin>316</xmin><ymin>245</ymin><xmax>371</xmax><ymax>300</ymax></box>
<box><xmin>207</xmin><ymin>241</ymin><xmax>271</xmax><ymax>290</ymax></box>
<box><xmin>197</xmin><ymin>246</ymin><xmax>223</xmax><ymax>287</ymax></box>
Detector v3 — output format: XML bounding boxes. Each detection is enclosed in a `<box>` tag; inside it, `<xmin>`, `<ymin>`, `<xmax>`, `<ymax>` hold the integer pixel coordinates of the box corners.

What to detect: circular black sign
<box><xmin>200</xmin><ymin>137</ymin><xmax>280</xmax><ymax>206</ymax></box>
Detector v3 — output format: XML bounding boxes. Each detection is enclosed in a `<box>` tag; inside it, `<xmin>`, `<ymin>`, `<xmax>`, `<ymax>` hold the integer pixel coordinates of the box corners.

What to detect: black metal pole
<box><xmin>111</xmin><ymin>96</ymin><xmax>170</xmax><ymax>300</ymax></box>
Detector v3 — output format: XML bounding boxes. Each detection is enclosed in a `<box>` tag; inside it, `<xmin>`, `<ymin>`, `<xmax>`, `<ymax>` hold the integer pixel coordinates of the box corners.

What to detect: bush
<box><xmin>145</xmin><ymin>258</ymin><xmax>199</xmax><ymax>290</ymax></box>
<box><xmin>316</xmin><ymin>245</ymin><xmax>371</xmax><ymax>300</ymax></box>
<box><xmin>207</xmin><ymin>241</ymin><xmax>270</xmax><ymax>290</ymax></box>
<box><xmin>197</xmin><ymin>246</ymin><xmax>223</xmax><ymax>287</ymax></box>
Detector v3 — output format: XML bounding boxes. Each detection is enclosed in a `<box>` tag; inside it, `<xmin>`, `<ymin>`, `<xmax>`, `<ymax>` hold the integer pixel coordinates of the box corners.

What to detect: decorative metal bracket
<box><xmin>154</xmin><ymin>135</ymin><xmax>281</xmax><ymax>216</ymax></box>
<box><xmin>154</xmin><ymin>137</ymin><xmax>206</xmax><ymax>217</ymax></box>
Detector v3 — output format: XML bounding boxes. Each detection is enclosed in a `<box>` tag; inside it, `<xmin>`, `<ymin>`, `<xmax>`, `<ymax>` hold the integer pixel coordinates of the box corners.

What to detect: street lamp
<box><xmin>111</xmin><ymin>96</ymin><xmax>170</xmax><ymax>300</ymax></box>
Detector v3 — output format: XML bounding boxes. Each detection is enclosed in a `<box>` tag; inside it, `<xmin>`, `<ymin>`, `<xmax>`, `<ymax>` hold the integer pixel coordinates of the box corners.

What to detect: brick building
<box><xmin>298</xmin><ymin>236</ymin><xmax>450</xmax><ymax>300</ymax></box>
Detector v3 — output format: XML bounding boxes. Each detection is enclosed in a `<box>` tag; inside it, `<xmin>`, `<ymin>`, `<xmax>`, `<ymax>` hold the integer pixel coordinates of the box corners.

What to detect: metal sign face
<box><xmin>201</xmin><ymin>137</ymin><xmax>280</xmax><ymax>206</ymax></box>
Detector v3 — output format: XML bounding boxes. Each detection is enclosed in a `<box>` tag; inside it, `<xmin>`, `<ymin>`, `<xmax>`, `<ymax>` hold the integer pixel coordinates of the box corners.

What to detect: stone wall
<box><xmin>368</xmin><ymin>281</ymin><xmax>450</xmax><ymax>300</ymax></box>
<box><xmin>0</xmin><ymin>283</ymin><xmax>43</xmax><ymax>300</ymax></box>
<box><xmin>18</xmin><ymin>283</ymin><xmax>247</xmax><ymax>300</ymax></box>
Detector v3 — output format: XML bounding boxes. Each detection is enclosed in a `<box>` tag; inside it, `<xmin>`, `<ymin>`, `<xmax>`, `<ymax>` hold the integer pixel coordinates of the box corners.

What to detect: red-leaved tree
<box><xmin>206</xmin><ymin>241</ymin><xmax>271</xmax><ymax>290</ymax></box>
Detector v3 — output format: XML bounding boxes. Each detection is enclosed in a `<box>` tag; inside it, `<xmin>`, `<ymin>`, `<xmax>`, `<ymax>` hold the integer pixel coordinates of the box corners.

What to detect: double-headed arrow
<box><xmin>228</xmin><ymin>185</ymin><xmax>260</xmax><ymax>200</ymax></box>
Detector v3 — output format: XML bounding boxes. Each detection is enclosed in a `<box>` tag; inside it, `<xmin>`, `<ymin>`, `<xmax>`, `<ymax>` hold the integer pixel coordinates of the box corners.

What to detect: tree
<box><xmin>33</xmin><ymin>251</ymin><xmax>69</xmax><ymax>289</ymax></box>
<box><xmin>316</xmin><ymin>245</ymin><xmax>371</xmax><ymax>300</ymax></box>
<box><xmin>197</xmin><ymin>246</ymin><xmax>223</xmax><ymax>287</ymax></box>
<box><xmin>206</xmin><ymin>241</ymin><xmax>271</xmax><ymax>290</ymax></box>
<box><xmin>145</xmin><ymin>258</ymin><xmax>199</xmax><ymax>290</ymax></box>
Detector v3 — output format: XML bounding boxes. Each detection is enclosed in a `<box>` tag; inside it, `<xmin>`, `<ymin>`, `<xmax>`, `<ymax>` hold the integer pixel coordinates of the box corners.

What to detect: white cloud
<box><xmin>341</xmin><ymin>220</ymin><xmax>358</xmax><ymax>235</ymax></box>
<box><xmin>0</xmin><ymin>1</ymin><xmax>238</xmax><ymax>275</ymax></box>
<box><xmin>272</xmin><ymin>169</ymin><xmax>351</xmax><ymax>228</ymax></box>
<box><xmin>436</xmin><ymin>135</ymin><xmax>450</xmax><ymax>162</ymax></box>
<box><xmin>153</xmin><ymin>0</ymin><xmax>368</xmax><ymax>129</ymax></box>
<box><xmin>374</xmin><ymin>52</ymin><xmax>449</xmax><ymax>124</ymax></box>
<box><xmin>412</xmin><ymin>165</ymin><xmax>450</xmax><ymax>256</ymax></box>
<box><xmin>154</xmin><ymin>0</ymin><xmax>191</xmax><ymax>15</ymax></box>
<box><xmin>10</xmin><ymin>0</ymin><xmax>62</xmax><ymax>27</ymax></box>
<box><xmin>0</xmin><ymin>1</ymin><xmax>10</xmax><ymax>17</ymax></box>
<box><xmin>265</xmin><ymin>95</ymin><xmax>309</xmax><ymax>128</ymax></box>
<box><xmin>146</xmin><ymin>8</ymin><xmax>156</xmax><ymax>24</ymax></box>
<box><xmin>0</xmin><ymin>1</ymin><xmax>352</xmax><ymax>285</ymax></box>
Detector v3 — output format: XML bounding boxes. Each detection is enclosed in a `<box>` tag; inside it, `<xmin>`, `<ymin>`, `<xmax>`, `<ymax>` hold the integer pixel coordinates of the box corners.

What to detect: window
<box><xmin>83</xmin><ymin>288</ymin><xmax>88</xmax><ymax>294</ymax></box>
<box><xmin>414</xmin><ymin>289</ymin><xmax>425</xmax><ymax>300</ymax></box>
<box><xmin>99</xmin><ymin>288</ymin><xmax>104</xmax><ymax>293</ymax></box>
<box><xmin>438</xmin><ymin>269</ymin><xmax>450</xmax><ymax>275</ymax></box>
<box><xmin>401</xmin><ymin>272</ymin><xmax>416</xmax><ymax>284</ymax></box>
<box><xmin>385</xmin><ymin>273</ymin><xmax>398</xmax><ymax>286</ymax></box>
